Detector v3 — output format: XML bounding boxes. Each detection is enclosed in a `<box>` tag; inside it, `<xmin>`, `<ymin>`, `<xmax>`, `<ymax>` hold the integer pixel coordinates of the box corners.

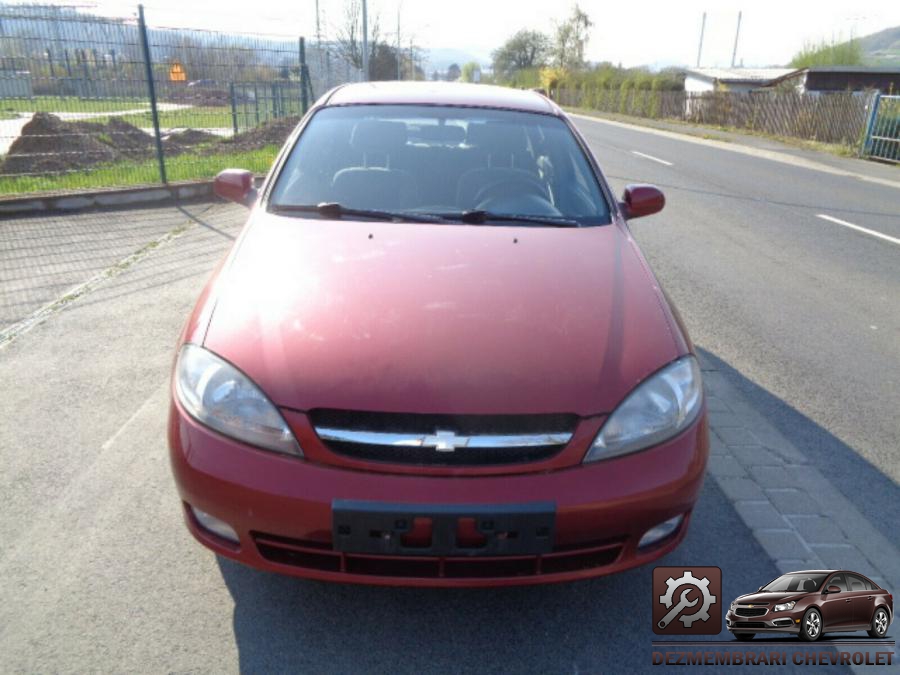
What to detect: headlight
<box><xmin>774</xmin><ymin>601</ymin><xmax>796</xmax><ymax>612</ymax></box>
<box><xmin>175</xmin><ymin>344</ymin><xmax>302</xmax><ymax>456</ymax></box>
<box><xmin>731</xmin><ymin>601</ymin><xmax>736</xmax><ymax>610</ymax></box>
<box><xmin>584</xmin><ymin>356</ymin><xmax>702</xmax><ymax>462</ymax></box>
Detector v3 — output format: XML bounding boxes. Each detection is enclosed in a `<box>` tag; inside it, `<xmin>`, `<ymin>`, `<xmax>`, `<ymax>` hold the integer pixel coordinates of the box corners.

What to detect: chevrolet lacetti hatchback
<box><xmin>727</xmin><ymin>570</ymin><xmax>893</xmax><ymax>641</ymax></box>
<box><xmin>168</xmin><ymin>82</ymin><xmax>709</xmax><ymax>586</ymax></box>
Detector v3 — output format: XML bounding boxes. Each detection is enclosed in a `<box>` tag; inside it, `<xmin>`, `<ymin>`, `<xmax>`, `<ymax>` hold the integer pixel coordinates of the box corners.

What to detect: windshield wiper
<box><xmin>270</xmin><ymin>202</ymin><xmax>449</xmax><ymax>223</ymax></box>
<box><xmin>442</xmin><ymin>210</ymin><xmax>580</xmax><ymax>228</ymax></box>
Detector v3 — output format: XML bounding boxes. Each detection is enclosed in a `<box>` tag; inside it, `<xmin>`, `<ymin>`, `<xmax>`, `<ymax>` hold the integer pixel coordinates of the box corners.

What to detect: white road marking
<box><xmin>631</xmin><ymin>150</ymin><xmax>673</xmax><ymax>166</ymax></box>
<box><xmin>0</xmin><ymin>219</ymin><xmax>194</xmax><ymax>350</ymax></box>
<box><xmin>567</xmin><ymin>112</ymin><xmax>900</xmax><ymax>192</ymax></box>
<box><xmin>816</xmin><ymin>214</ymin><xmax>900</xmax><ymax>247</ymax></box>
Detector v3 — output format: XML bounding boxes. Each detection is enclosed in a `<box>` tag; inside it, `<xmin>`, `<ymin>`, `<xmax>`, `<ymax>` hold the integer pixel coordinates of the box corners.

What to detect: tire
<box><xmin>868</xmin><ymin>607</ymin><xmax>889</xmax><ymax>639</ymax></box>
<box><xmin>800</xmin><ymin>608</ymin><xmax>823</xmax><ymax>642</ymax></box>
<box><xmin>734</xmin><ymin>633</ymin><xmax>755</xmax><ymax>641</ymax></box>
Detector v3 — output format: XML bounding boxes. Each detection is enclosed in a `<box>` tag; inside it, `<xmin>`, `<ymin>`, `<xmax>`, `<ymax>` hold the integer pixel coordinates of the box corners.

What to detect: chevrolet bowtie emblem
<box><xmin>421</xmin><ymin>430</ymin><xmax>467</xmax><ymax>452</ymax></box>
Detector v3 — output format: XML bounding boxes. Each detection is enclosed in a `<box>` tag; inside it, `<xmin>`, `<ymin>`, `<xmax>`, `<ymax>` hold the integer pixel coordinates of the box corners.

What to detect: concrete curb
<box><xmin>0</xmin><ymin>181</ymin><xmax>215</xmax><ymax>217</ymax></box>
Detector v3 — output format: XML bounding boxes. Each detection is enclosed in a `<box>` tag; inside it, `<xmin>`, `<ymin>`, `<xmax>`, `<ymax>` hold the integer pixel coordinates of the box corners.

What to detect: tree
<box><xmin>492</xmin><ymin>29</ymin><xmax>550</xmax><ymax>81</ymax></box>
<box><xmin>790</xmin><ymin>38</ymin><xmax>863</xmax><ymax>68</ymax></box>
<box><xmin>551</xmin><ymin>4</ymin><xmax>592</xmax><ymax>71</ymax></box>
<box><xmin>334</xmin><ymin>0</ymin><xmax>381</xmax><ymax>77</ymax></box>
<box><xmin>460</xmin><ymin>61</ymin><xmax>481</xmax><ymax>83</ymax></box>
<box><xmin>446</xmin><ymin>63</ymin><xmax>461</xmax><ymax>81</ymax></box>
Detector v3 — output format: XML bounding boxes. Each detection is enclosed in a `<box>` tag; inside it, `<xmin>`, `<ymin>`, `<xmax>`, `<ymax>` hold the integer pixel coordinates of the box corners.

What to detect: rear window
<box><xmin>268</xmin><ymin>104</ymin><xmax>610</xmax><ymax>225</ymax></box>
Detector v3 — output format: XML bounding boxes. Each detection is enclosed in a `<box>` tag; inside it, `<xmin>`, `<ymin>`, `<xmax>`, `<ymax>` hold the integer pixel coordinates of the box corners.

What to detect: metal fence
<box><xmin>0</xmin><ymin>3</ymin><xmax>361</xmax><ymax>196</ymax></box>
<box><xmin>862</xmin><ymin>94</ymin><xmax>900</xmax><ymax>163</ymax></box>
<box><xmin>557</xmin><ymin>88</ymin><xmax>877</xmax><ymax>148</ymax></box>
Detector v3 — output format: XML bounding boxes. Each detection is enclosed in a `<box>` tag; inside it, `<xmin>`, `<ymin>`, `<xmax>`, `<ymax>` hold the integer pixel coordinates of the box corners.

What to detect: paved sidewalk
<box><xmin>701</xmin><ymin>354</ymin><xmax>900</xmax><ymax>595</ymax></box>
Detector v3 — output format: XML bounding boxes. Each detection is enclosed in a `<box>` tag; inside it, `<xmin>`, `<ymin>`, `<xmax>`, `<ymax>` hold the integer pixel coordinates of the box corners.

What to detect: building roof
<box><xmin>685</xmin><ymin>67</ymin><xmax>796</xmax><ymax>84</ymax></box>
<box><xmin>765</xmin><ymin>65</ymin><xmax>900</xmax><ymax>87</ymax></box>
<box><xmin>324</xmin><ymin>81</ymin><xmax>558</xmax><ymax>114</ymax></box>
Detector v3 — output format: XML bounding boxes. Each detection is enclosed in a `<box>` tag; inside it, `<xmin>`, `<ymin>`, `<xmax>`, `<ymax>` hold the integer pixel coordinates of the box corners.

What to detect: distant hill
<box><xmin>425</xmin><ymin>48</ymin><xmax>490</xmax><ymax>72</ymax></box>
<box><xmin>858</xmin><ymin>26</ymin><xmax>900</xmax><ymax>66</ymax></box>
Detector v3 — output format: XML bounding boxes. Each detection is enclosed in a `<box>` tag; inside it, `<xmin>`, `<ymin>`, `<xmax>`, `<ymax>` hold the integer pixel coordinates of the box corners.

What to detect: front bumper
<box><xmin>168</xmin><ymin>400</ymin><xmax>708</xmax><ymax>587</ymax></box>
<box><xmin>726</xmin><ymin>609</ymin><xmax>802</xmax><ymax>635</ymax></box>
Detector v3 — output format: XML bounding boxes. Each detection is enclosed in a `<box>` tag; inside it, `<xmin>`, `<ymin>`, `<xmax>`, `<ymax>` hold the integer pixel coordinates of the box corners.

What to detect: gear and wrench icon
<box><xmin>659</xmin><ymin>570</ymin><xmax>717</xmax><ymax>628</ymax></box>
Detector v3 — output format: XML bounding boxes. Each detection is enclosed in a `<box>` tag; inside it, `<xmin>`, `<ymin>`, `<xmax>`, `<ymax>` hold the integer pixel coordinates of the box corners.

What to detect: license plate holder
<box><xmin>332</xmin><ymin>500</ymin><xmax>556</xmax><ymax>556</ymax></box>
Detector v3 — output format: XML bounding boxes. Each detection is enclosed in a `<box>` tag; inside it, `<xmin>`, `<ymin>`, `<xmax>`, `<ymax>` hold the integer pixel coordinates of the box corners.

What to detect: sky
<box><xmin>53</xmin><ymin>0</ymin><xmax>900</xmax><ymax>69</ymax></box>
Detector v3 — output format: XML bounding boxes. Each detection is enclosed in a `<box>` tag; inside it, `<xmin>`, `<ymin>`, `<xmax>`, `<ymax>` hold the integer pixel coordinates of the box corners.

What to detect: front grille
<box><xmin>310</xmin><ymin>410</ymin><xmax>578</xmax><ymax>466</ymax></box>
<box><xmin>253</xmin><ymin>531</ymin><xmax>624</xmax><ymax>580</ymax></box>
<box><xmin>734</xmin><ymin>621</ymin><xmax>766</xmax><ymax>629</ymax></box>
<box><xmin>736</xmin><ymin>607</ymin><xmax>768</xmax><ymax>617</ymax></box>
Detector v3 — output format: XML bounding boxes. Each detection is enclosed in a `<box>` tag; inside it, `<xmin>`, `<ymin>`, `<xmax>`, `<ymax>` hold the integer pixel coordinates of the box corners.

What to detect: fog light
<box><xmin>638</xmin><ymin>515</ymin><xmax>683</xmax><ymax>549</ymax></box>
<box><xmin>191</xmin><ymin>506</ymin><xmax>239</xmax><ymax>544</ymax></box>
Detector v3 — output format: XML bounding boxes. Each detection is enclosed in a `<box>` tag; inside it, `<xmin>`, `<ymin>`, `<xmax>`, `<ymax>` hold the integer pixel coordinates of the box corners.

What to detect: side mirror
<box><xmin>758</xmin><ymin>586</ymin><xmax>763</xmax><ymax>592</ymax></box>
<box><xmin>825</xmin><ymin>585</ymin><xmax>841</xmax><ymax>594</ymax></box>
<box><xmin>213</xmin><ymin>168</ymin><xmax>256</xmax><ymax>207</ymax></box>
<box><xmin>620</xmin><ymin>184</ymin><xmax>665</xmax><ymax>220</ymax></box>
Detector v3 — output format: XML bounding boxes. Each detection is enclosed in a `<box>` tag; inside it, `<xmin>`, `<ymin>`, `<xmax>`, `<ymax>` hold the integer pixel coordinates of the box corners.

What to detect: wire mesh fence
<box><xmin>557</xmin><ymin>87</ymin><xmax>877</xmax><ymax>148</ymax></box>
<box><xmin>0</xmin><ymin>3</ymin><xmax>361</xmax><ymax>196</ymax></box>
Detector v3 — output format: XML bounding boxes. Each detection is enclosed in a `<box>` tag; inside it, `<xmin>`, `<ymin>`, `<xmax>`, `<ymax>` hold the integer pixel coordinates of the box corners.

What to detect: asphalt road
<box><xmin>2</xmin><ymin>119</ymin><xmax>898</xmax><ymax>672</ymax></box>
<box><xmin>572</xmin><ymin>116</ymin><xmax>900</xmax><ymax>540</ymax></box>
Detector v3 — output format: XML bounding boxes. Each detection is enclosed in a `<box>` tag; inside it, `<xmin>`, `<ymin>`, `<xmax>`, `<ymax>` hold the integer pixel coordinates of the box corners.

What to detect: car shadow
<box><xmin>218</xmin><ymin>479</ymin><xmax>804</xmax><ymax>674</ymax></box>
<box><xmin>697</xmin><ymin>348</ymin><xmax>899</xmax><ymax>548</ymax></box>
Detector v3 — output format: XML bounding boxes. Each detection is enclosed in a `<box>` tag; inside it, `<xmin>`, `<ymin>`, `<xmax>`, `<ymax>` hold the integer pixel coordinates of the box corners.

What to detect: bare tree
<box><xmin>334</xmin><ymin>0</ymin><xmax>380</xmax><ymax>76</ymax></box>
<box><xmin>552</xmin><ymin>4</ymin><xmax>592</xmax><ymax>71</ymax></box>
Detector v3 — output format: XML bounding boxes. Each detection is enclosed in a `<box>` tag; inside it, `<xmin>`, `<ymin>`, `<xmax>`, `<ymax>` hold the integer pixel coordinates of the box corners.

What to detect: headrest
<box><xmin>465</xmin><ymin>122</ymin><xmax>528</xmax><ymax>156</ymax></box>
<box><xmin>418</xmin><ymin>124</ymin><xmax>465</xmax><ymax>144</ymax></box>
<box><xmin>350</xmin><ymin>120</ymin><xmax>407</xmax><ymax>155</ymax></box>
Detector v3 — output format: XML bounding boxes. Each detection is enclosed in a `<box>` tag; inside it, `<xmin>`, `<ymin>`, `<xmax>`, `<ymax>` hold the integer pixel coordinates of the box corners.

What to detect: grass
<box><xmin>111</xmin><ymin>102</ymin><xmax>303</xmax><ymax>129</ymax></box>
<box><xmin>1</xmin><ymin>95</ymin><xmax>304</xmax><ymax>129</ymax></box>
<box><xmin>0</xmin><ymin>96</ymin><xmax>149</xmax><ymax>115</ymax></box>
<box><xmin>0</xmin><ymin>145</ymin><xmax>279</xmax><ymax>195</ymax></box>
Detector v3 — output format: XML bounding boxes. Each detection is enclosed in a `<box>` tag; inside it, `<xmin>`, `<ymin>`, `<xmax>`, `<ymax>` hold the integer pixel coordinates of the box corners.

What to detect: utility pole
<box><xmin>731</xmin><ymin>11</ymin><xmax>742</xmax><ymax>68</ymax></box>
<box><xmin>696</xmin><ymin>12</ymin><xmax>706</xmax><ymax>68</ymax></box>
<box><xmin>361</xmin><ymin>0</ymin><xmax>369</xmax><ymax>81</ymax></box>
<box><xmin>397</xmin><ymin>5</ymin><xmax>401</xmax><ymax>80</ymax></box>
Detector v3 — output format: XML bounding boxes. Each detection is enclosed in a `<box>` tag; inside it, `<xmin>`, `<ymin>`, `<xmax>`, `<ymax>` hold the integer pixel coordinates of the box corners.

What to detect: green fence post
<box><xmin>137</xmin><ymin>4</ymin><xmax>167</xmax><ymax>185</ymax></box>
<box><xmin>229</xmin><ymin>82</ymin><xmax>239</xmax><ymax>136</ymax></box>
<box><xmin>299</xmin><ymin>37</ymin><xmax>309</xmax><ymax>115</ymax></box>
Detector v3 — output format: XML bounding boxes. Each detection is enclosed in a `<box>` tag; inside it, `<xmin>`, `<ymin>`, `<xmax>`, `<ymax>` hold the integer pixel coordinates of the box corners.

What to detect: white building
<box><xmin>684</xmin><ymin>68</ymin><xmax>795</xmax><ymax>94</ymax></box>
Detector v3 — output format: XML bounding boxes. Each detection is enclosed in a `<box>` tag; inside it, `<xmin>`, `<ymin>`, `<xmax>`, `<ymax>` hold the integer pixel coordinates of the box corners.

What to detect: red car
<box><xmin>168</xmin><ymin>82</ymin><xmax>708</xmax><ymax>586</ymax></box>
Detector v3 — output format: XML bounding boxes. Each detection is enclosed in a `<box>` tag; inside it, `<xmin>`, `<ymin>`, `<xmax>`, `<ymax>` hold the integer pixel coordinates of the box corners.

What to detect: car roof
<box><xmin>323</xmin><ymin>81</ymin><xmax>560</xmax><ymax>115</ymax></box>
<box><xmin>785</xmin><ymin>570</ymin><xmax>838</xmax><ymax>574</ymax></box>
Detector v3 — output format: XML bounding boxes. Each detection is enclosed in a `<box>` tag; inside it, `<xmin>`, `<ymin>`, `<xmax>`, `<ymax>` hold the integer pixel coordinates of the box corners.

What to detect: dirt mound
<box><xmin>0</xmin><ymin>112</ymin><xmax>159</xmax><ymax>176</ymax></box>
<box><xmin>159</xmin><ymin>128</ymin><xmax>219</xmax><ymax>157</ymax></box>
<box><xmin>107</xmin><ymin>118</ymin><xmax>154</xmax><ymax>159</ymax></box>
<box><xmin>218</xmin><ymin>116</ymin><xmax>301</xmax><ymax>152</ymax></box>
<box><xmin>1</xmin><ymin>112</ymin><xmax>119</xmax><ymax>175</ymax></box>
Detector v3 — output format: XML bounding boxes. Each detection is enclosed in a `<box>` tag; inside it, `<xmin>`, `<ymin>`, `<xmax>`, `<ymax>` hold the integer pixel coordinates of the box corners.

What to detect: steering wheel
<box><xmin>472</xmin><ymin>176</ymin><xmax>549</xmax><ymax>207</ymax></box>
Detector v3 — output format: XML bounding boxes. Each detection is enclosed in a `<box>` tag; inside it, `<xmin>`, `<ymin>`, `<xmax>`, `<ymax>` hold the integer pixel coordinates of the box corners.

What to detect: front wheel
<box><xmin>868</xmin><ymin>608</ymin><xmax>889</xmax><ymax>639</ymax></box>
<box><xmin>800</xmin><ymin>608</ymin><xmax>823</xmax><ymax>642</ymax></box>
<box><xmin>734</xmin><ymin>633</ymin><xmax>755</xmax><ymax>641</ymax></box>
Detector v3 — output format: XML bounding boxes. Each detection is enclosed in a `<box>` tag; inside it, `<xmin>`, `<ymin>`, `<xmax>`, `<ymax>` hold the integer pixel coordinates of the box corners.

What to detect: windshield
<box><xmin>761</xmin><ymin>573</ymin><xmax>828</xmax><ymax>593</ymax></box>
<box><xmin>268</xmin><ymin>104</ymin><xmax>611</xmax><ymax>225</ymax></box>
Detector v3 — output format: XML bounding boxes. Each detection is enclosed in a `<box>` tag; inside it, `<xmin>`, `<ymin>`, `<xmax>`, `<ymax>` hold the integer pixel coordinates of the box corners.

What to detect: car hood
<box><xmin>735</xmin><ymin>592</ymin><xmax>808</xmax><ymax>604</ymax></box>
<box><xmin>202</xmin><ymin>214</ymin><xmax>684</xmax><ymax>416</ymax></box>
